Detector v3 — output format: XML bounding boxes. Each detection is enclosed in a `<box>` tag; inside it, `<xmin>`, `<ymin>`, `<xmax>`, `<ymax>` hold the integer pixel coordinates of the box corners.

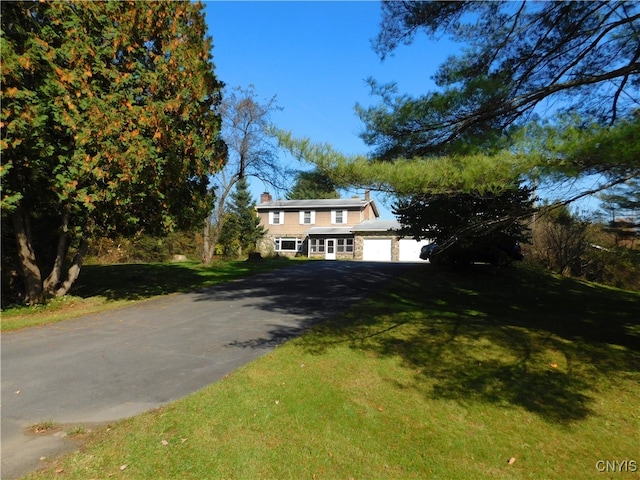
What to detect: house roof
<box><xmin>352</xmin><ymin>219</ymin><xmax>401</xmax><ymax>232</ymax></box>
<box><xmin>306</xmin><ymin>220</ymin><xmax>401</xmax><ymax>236</ymax></box>
<box><xmin>306</xmin><ymin>226</ymin><xmax>354</xmax><ymax>236</ymax></box>
<box><xmin>256</xmin><ymin>198</ymin><xmax>380</xmax><ymax>217</ymax></box>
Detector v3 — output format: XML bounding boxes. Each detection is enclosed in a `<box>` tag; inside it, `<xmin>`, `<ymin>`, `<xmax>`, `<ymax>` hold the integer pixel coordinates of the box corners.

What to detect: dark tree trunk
<box><xmin>43</xmin><ymin>210</ymin><xmax>70</xmax><ymax>295</ymax></box>
<box><xmin>11</xmin><ymin>205</ymin><xmax>43</xmax><ymax>305</ymax></box>
<box><xmin>53</xmin><ymin>237</ymin><xmax>89</xmax><ymax>297</ymax></box>
<box><xmin>202</xmin><ymin>175</ymin><xmax>238</xmax><ymax>265</ymax></box>
<box><xmin>202</xmin><ymin>216</ymin><xmax>215</xmax><ymax>264</ymax></box>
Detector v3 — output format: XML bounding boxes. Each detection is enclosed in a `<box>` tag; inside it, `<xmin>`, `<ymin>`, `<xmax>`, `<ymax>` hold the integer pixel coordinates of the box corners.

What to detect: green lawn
<box><xmin>20</xmin><ymin>264</ymin><xmax>639</xmax><ymax>479</ymax></box>
<box><xmin>1</xmin><ymin>258</ymin><xmax>293</xmax><ymax>331</ymax></box>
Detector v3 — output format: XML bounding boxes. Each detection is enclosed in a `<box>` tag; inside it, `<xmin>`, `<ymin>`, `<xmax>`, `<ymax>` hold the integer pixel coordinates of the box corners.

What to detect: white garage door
<box><xmin>362</xmin><ymin>239</ymin><xmax>392</xmax><ymax>262</ymax></box>
<box><xmin>399</xmin><ymin>239</ymin><xmax>431</xmax><ymax>262</ymax></box>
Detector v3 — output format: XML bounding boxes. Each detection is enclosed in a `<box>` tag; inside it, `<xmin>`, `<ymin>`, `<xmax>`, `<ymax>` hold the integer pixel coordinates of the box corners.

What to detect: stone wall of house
<box><xmin>257</xmin><ymin>234</ymin><xmax>308</xmax><ymax>258</ymax></box>
<box><xmin>354</xmin><ymin>235</ymin><xmax>365</xmax><ymax>261</ymax></box>
<box><xmin>260</xmin><ymin>230</ymin><xmax>405</xmax><ymax>261</ymax></box>
<box><xmin>391</xmin><ymin>237</ymin><xmax>400</xmax><ymax>262</ymax></box>
<box><xmin>257</xmin><ymin>236</ymin><xmax>275</xmax><ymax>257</ymax></box>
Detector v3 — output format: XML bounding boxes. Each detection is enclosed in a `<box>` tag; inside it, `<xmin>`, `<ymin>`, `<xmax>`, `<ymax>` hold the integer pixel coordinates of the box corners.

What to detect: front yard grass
<box><xmin>1</xmin><ymin>258</ymin><xmax>294</xmax><ymax>331</ymax></box>
<box><xmin>22</xmin><ymin>265</ymin><xmax>640</xmax><ymax>479</ymax></box>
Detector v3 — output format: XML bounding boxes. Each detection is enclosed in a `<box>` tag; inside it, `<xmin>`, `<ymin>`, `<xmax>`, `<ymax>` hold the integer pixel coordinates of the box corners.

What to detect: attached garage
<box><xmin>362</xmin><ymin>238</ymin><xmax>392</xmax><ymax>262</ymax></box>
<box><xmin>398</xmin><ymin>239</ymin><xmax>431</xmax><ymax>262</ymax></box>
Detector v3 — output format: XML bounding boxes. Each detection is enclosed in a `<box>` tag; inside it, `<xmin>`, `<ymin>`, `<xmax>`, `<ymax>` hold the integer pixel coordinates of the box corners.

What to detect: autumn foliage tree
<box><xmin>1</xmin><ymin>1</ymin><xmax>226</xmax><ymax>304</ymax></box>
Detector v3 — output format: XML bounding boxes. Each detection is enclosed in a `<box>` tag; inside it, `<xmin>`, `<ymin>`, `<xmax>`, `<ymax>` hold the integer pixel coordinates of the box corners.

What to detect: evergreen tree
<box><xmin>1</xmin><ymin>1</ymin><xmax>225</xmax><ymax>304</ymax></box>
<box><xmin>598</xmin><ymin>180</ymin><xmax>640</xmax><ymax>222</ymax></box>
<box><xmin>395</xmin><ymin>186</ymin><xmax>534</xmax><ymax>264</ymax></box>
<box><xmin>221</xmin><ymin>178</ymin><xmax>266</xmax><ymax>258</ymax></box>
<box><xmin>287</xmin><ymin>170</ymin><xmax>340</xmax><ymax>200</ymax></box>
<box><xmin>364</xmin><ymin>1</ymin><xmax>639</xmax><ymax>158</ymax></box>
<box><xmin>597</xmin><ymin>180</ymin><xmax>640</xmax><ymax>245</ymax></box>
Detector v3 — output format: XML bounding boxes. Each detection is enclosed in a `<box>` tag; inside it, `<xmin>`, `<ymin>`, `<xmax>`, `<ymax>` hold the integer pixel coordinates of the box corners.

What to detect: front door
<box><xmin>325</xmin><ymin>239</ymin><xmax>336</xmax><ymax>260</ymax></box>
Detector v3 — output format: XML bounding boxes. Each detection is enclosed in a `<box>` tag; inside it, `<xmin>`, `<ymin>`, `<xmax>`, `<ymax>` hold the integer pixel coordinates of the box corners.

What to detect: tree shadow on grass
<box><xmin>299</xmin><ymin>265</ymin><xmax>640</xmax><ymax>425</ymax></box>
<box><xmin>384</xmin><ymin>322</ymin><xmax>596</xmax><ymax>424</ymax></box>
<box><xmin>71</xmin><ymin>263</ymin><xmax>205</xmax><ymax>300</ymax></box>
<box><xmin>70</xmin><ymin>260</ymin><xmax>291</xmax><ymax>301</ymax></box>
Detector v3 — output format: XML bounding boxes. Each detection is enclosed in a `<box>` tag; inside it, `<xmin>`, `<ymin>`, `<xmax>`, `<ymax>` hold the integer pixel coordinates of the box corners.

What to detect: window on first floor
<box><xmin>309</xmin><ymin>238</ymin><xmax>354</xmax><ymax>254</ymax></box>
<box><xmin>275</xmin><ymin>238</ymin><xmax>302</xmax><ymax>252</ymax></box>
<box><xmin>309</xmin><ymin>238</ymin><xmax>325</xmax><ymax>253</ymax></box>
<box><xmin>337</xmin><ymin>238</ymin><xmax>354</xmax><ymax>253</ymax></box>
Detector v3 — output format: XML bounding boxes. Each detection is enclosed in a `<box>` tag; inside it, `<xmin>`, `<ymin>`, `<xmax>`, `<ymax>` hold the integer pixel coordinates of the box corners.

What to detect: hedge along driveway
<box><xmin>1</xmin><ymin>261</ymin><xmax>421</xmax><ymax>480</ymax></box>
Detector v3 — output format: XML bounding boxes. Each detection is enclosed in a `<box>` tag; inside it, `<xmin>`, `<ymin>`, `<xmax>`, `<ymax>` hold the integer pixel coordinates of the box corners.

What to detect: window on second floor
<box><xmin>331</xmin><ymin>210</ymin><xmax>348</xmax><ymax>224</ymax></box>
<box><xmin>299</xmin><ymin>210</ymin><xmax>315</xmax><ymax>225</ymax></box>
<box><xmin>269</xmin><ymin>210</ymin><xmax>284</xmax><ymax>225</ymax></box>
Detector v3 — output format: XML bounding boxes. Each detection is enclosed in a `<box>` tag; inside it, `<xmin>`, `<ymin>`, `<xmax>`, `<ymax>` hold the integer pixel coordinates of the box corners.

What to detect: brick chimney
<box><xmin>364</xmin><ymin>190</ymin><xmax>370</xmax><ymax>201</ymax></box>
<box><xmin>260</xmin><ymin>192</ymin><xmax>272</xmax><ymax>203</ymax></box>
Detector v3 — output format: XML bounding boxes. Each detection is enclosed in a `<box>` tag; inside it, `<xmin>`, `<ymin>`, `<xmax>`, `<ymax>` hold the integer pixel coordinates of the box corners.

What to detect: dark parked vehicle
<box><xmin>420</xmin><ymin>240</ymin><xmax>523</xmax><ymax>266</ymax></box>
<box><xmin>419</xmin><ymin>243</ymin><xmax>439</xmax><ymax>260</ymax></box>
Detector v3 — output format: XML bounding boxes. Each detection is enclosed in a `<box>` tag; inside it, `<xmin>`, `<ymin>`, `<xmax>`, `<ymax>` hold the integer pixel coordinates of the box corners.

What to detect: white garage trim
<box><xmin>363</xmin><ymin>238</ymin><xmax>392</xmax><ymax>262</ymax></box>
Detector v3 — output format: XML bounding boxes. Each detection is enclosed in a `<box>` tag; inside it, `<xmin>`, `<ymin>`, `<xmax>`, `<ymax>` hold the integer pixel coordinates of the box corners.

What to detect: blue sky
<box><xmin>203</xmin><ymin>1</ymin><xmax>458</xmax><ymax>218</ymax></box>
<box><xmin>202</xmin><ymin>1</ymin><xmax>601</xmax><ymax>218</ymax></box>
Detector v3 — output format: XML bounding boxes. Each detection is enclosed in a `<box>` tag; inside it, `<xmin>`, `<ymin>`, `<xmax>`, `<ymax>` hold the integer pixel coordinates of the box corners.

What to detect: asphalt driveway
<box><xmin>1</xmin><ymin>260</ymin><xmax>422</xmax><ymax>479</ymax></box>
